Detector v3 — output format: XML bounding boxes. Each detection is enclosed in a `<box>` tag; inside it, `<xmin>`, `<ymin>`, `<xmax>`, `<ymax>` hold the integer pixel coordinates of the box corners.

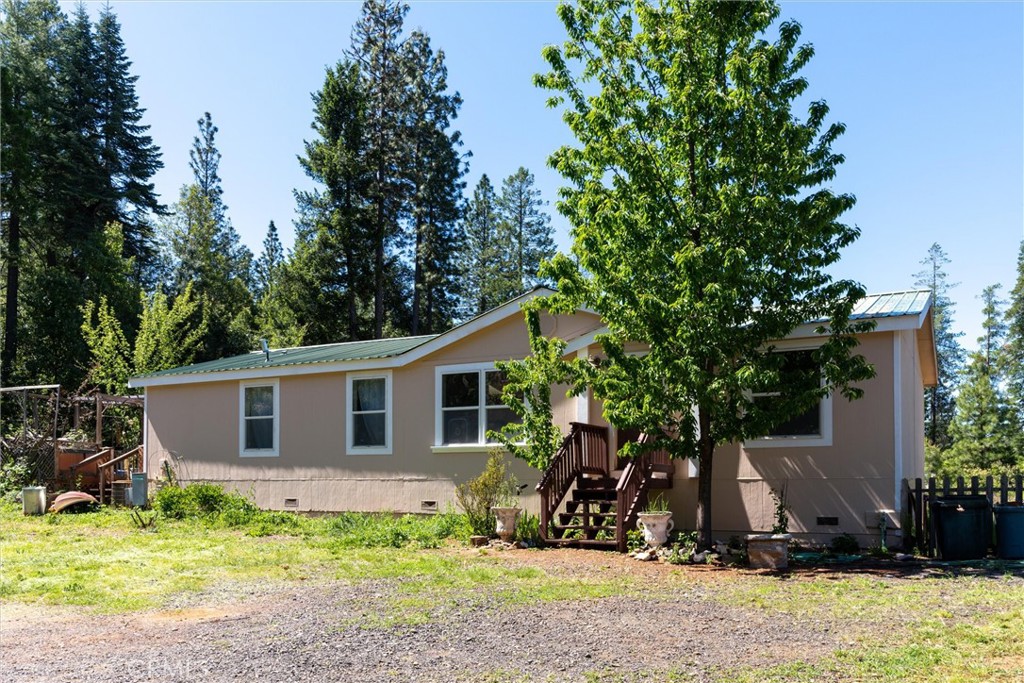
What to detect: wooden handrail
<box><xmin>96</xmin><ymin>445</ymin><xmax>143</xmax><ymax>470</ymax></box>
<box><xmin>615</xmin><ymin>436</ymin><xmax>675</xmax><ymax>552</ymax></box>
<box><xmin>71</xmin><ymin>447</ymin><xmax>115</xmax><ymax>470</ymax></box>
<box><xmin>536</xmin><ymin>423</ymin><xmax>609</xmax><ymax>543</ymax></box>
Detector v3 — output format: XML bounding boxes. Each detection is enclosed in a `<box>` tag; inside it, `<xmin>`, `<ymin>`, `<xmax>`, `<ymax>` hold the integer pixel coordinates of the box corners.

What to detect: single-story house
<box><xmin>128</xmin><ymin>288</ymin><xmax>936</xmax><ymax>547</ymax></box>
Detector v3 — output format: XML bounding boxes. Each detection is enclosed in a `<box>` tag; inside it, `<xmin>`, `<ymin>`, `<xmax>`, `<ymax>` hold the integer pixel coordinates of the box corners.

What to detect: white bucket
<box><xmin>22</xmin><ymin>486</ymin><xmax>47</xmax><ymax>515</ymax></box>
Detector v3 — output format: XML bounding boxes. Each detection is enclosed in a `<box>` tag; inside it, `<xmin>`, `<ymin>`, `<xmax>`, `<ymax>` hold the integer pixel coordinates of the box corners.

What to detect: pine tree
<box><xmin>496</xmin><ymin>167</ymin><xmax>556</xmax><ymax>298</ymax></box>
<box><xmin>1003</xmin><ymin>240</ymin><xmax>1024</xmax><ymax>457</ymax></box>
<box><xmin>945</xmin><ymin>285</ymin><xmax>1016</xmax><ymax>476</ymax></box>
<box><xmin>94</xmin><ymin>4</ymin><xmax>162</xmax><ymax>260</ymax></box>
<box><xmin>254</xmin><ymin>221</ymin><xmax>284</xmax><ymax>299</ymax></box>
<box><xmin>253</xmin><ymin>221</ymin><xmax>305</xmax><ymax>348</ymax></box>
<box><xmin>348</xmin><ymin>0</ymin><xmax>411</xmax><ymax>337</ymax></box>
<box><xmin>403</xmin><ymin>31</ymin><xmax>466</xmax><ymax>335</ymax></box>
<box><xmin>462</xmin><ymin>175</ymin><xmax>503</xmax><ymax>317</ymax></box>
<box><xmin>913</xmin><ymin>243</ymin><xmax>966</xmax><ymax>449</ymax></box>
<box><xmin>294</xmin><ymin>59</ymin><xmax>372</xmax><ymax>342</ymax></box>
<box><xmin>0</xmin><ymin>0</ymin><xmax>64</xmax><ymax>384</ymax></box>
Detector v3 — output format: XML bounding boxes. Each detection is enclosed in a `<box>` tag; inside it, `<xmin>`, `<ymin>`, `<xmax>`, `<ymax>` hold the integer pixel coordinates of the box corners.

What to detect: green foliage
<box><xmin>769</xmin><ymin>485</ymin><xmax>791</xmax><ymax>535</ymax></box>
<box><xmin>666</xmin><ymin>531</ymin><xmax>699</xmax><ymax>564</ymax></box>
<box><xmin>513</xmin><ymin>511</ymin><xmax>543</xmax><ymax>546</ymax></box>
<box><xmin>133</xmin><ymin>282</ymin><xmax>207</xmax><ymax>375</ymax></box>
<box><xmin>492</xmin><ymin>306</ymin><xmax>570</xmax><ymax>470</ymax></box>
<box><xmin>153</xmin><ymin>482</ymin><xmax>258</xmax><ymax>520</ymax></box>
<box><xmin>625</xmin><ymin>529</ymin><xmax>645</xmax><ymax>553</ymax></box>
<box><xmin>455</xmin><ymin>450</ymin><xmax>521</xmax><ymax>537</ymax></box>
<box><xmin>0</xmin><ymin>458</ymin><xmax>33</xmax><ymax>496</ymax></box>
<box><xmin>534</xmin><ymin>0</ymin><xmax>874</xmax><ymax>548</ymax></box>
<box><xmin>830</xmin><ymin>533</ymin><xmax>860</xmax><ymax>555</ymax></box>
<box><xmin>1003</xmin><ymin>240</ymin><xmax>1024</xmax><ymax>458</ymax></box>
<box><xmin>644</xmin><ymin>492</ymin><xmax>670</xmax><ymax>514</ymax></box>
<box><xmin>325</xmin><ymin>511</ymin><xmax>468</xmax><ymax>549</ymax></box>
<box><xmin>80</xmin><ymin>295</ymin><xmax>133</xmax><ymax>394</ymax></box>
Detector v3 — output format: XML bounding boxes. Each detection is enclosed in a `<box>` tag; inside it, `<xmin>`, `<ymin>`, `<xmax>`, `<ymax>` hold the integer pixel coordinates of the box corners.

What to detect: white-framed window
<box><xmin>346</xmin><ymin>370</ymin><xmax>392</xmax><ymax>455</ymax></box>
<box><xmin>239</xmin><ymin>379</ymin><xmax>280</xmax><ymax>457</ymax></box>
<box><xmin>744</xmin><ymin>346</ymin><xmax>833</xmax><ymax>449</ymax></box>
<box><xmin>434</xmin><ymin>363</ymin><xmax>518</xmax><ymax>448</ymax></box>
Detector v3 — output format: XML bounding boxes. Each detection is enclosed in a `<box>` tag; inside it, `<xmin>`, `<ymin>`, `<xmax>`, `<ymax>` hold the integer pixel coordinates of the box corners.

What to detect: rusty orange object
<box><xmin>48</xmin><ymin>491</ymin><xmax>99</xmax><ymax>513</ymax></box>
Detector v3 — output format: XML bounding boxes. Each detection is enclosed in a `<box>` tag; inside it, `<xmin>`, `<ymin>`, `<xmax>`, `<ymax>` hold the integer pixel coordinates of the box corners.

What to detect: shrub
<box><xmin>830</xmin><ymin>532</ymin><xmax>860</xmax><ymax>555</ymax></box>
<box><xmin>153</xmin><ymin>482</ymin><xmax>258</xmax><ymax>521</ymax></box>
<box><xmin>0</xmin><ymin>458</ymin><xmax>33</xmax><ymax>497</ymax></box>
<box><xmin>455</xmin><ymin>450</ymin><xmax>520</xmax><ymax>537</ymax></box>
<box><xmin>514</xmin><ymin>511</ymin><xmax>543</xmax><ymax>546</ymax></box>
<box><xmin>325</xmin><ymin>511</ymin><xmax>467</xmax><ymax>549</ymax></box>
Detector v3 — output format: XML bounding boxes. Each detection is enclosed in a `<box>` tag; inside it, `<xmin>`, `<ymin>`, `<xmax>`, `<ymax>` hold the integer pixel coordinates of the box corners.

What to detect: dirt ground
<box><xmin>0</xmin><ymin>548</ymin><xmax>1008</xmax><ymax>683</ymax></box>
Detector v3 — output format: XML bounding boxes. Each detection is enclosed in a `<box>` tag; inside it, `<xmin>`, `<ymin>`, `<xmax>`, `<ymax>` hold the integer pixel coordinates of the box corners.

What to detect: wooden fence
<box><xmin>903</xmin><ymin>475</ymin><xmax>1023</xmax><ymax>556</ymax></box>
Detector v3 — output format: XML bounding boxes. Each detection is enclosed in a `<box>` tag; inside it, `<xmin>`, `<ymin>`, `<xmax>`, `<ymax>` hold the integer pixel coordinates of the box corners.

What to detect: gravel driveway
<box><xmin>0</xmin><ymin>549</ymin><xmax>857</xmax><ymax>683</ymax></box>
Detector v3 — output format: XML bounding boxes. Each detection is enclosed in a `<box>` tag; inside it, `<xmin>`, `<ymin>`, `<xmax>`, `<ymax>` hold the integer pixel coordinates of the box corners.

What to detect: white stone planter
<box><xmin>637</xmin><ymin>512</ymin><xmax>674</xmax><ymax>549</ymax></box>
<box><xmin>746</xmin><ymin>533</ymin><xmax>792</xmax><ymax>569</ymax></box>
<box><xmin>493</xmin><ymin>506</ymin><xmax>521</xmax><ymax>542</ymax></box>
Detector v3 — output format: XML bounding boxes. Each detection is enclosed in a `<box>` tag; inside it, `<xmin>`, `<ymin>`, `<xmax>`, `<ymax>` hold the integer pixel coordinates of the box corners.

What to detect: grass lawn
<box><xmin>2</xmin><ymin>500</ymin><xmax>1022</xmax><ymax>682</ymax></box>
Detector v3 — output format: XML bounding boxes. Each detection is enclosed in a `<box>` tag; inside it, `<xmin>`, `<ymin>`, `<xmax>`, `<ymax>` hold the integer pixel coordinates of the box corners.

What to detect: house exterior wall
<box><xmin>144</xmin><ymin>312</ymin><xmax>597</xmax><ymax>513</ymax></box>
<box><xmin>143</xmin><ymin>311</ymin><xmax>928</xmax><ymax>547</ymax></box>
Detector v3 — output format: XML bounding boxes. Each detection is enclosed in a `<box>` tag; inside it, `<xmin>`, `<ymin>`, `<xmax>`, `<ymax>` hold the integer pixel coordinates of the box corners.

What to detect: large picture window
<box><xmin>346</xmin><ymin>371</ymin><xmax>392</xmax><ymax>455</ymax></box>
<box><xmin>436</xmin><ymin>365</ymin><xmax>518</xmax><ymax>447</ymax></box>
<box><xmin>239</xmin><ymin>380</ymin><xmax>279</xmax><ymax>457</ymax></box>
<box><xmin>746</xmin><ymin>348</ymin><xmax>832</xmax><ymax>449</ymax></box>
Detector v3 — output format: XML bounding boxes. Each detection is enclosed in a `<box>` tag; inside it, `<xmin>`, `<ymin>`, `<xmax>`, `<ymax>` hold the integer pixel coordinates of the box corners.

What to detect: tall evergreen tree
<box><xmin>294</xmin><ymin>60</ymin><xmax>372</xmax><ymax>343</ymax></box>
<box><xmin>0</xmin><ymin>0</ymin><xmax>64</xmax><ymax>384</ymax></box>
<box><xmin>254</xmin><ymin>220</ymin><xmax>284</xmax><ymax>299</ymax></box>
<box><xmin>403</xmin><ymin>30</ymin><xmax>466</xmax><ymax>335</ymax></box>
<box><xmin>945</xmin><ymin>285</ymin><xmax>1016</xmax><ymax>475</ymax></box>
<box><xmin>1003</xmin><ymin>240</ymin><xmax>1024</xmax><ymax>455</ymax></box>
<box><xmin>496</xmin><ymin>167</ymin><xmax>556</xmax><ymax>299</ymax></box>
<box><xmin>348</xmin><ymin>0</ymin><xmax>411</xmax><ymax>337</ymax></box>
<box><xmin>913</xmin><ymin>243</ymin><xmax>965</xmax><ymax>449</ymax></box>
<box><xmin>93</xmin><ymin>4</ymin><xmax>162</xmax><ymax>260</ymax></box>
<box><xmin>462</xmin><ymin>175</ymin><xmax>503</xmax><ymax>317</ymax></box>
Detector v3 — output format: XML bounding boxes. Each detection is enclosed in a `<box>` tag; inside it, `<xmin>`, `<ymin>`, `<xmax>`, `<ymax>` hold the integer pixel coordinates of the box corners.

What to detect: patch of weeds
<box><xmin>324</xmin><ymin>511</ymin><xmax>468</xmax><ymax>549</ymax></box>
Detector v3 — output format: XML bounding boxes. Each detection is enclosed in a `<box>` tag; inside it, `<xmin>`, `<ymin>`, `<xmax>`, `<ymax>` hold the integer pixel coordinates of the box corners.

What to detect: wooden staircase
<box><xmin>538</xmin><ymin>423</ymin><xmax>674</xmax><ymax>552</ymax></box>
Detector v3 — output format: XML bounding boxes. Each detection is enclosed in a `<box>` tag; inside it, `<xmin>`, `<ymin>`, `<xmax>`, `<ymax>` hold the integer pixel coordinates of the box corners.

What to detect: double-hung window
<box><xmin>239</xmin><ymin>380</ymin><xmax>279</xmax><ymax>457</ymax></box>
<box><xmin>435</xmin><ymin>364</ymin><xmax>518</xmax><ymax>447</ymax></box>
<box><xmin>746</xmin><ymin>348</ymin><xmax>832</xmax><ymax>448</ymax></box>
<box><xmin>346</xmin><ymin>371</ymin><xmax>392</xmax><ymax>455</ymax></box>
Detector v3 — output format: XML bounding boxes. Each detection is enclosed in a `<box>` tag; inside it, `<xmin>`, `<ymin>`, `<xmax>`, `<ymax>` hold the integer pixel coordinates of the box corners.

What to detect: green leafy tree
<box><xmin>496</xmin><ymin>167</ymin><xmax>556</xmax><ymax>298</ymax></box>
<box><xmin>81</xmin><ymin>296</ymin><xmax>132</xmax><ymax>395</ymax></box>
<box><xmin>943</xmin><ymin>285</ymin><xmax>1016</xmax><ymax>476</ymax></box>
<box><xmin>493</xmin><ymin>306</ymin><xmax>572</xmax><ymax>470</ymax></box>
<box><xmin>133</xmin><ymin>283</ymin><xmax>207</xmax><ymax>376</ymax></box>
<box><xmin>535</xmin><ymin>0</ymin><xmax>874</xmax><ymax>548</ymax></box>
<box><xmin>913</xmin><ymin>243</ymin><xmax>965</xmax><ymax>450</ymax></box>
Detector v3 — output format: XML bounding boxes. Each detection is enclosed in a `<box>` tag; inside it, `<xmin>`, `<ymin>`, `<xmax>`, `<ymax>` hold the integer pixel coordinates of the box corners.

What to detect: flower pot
<box><xmin>746</xmin><ymin>533</ymin><xmax>792</xmax><ymax>569</ymax></box>
<box><xmin>470</xmin><ymin>535</ymin><xmax>489</xmax><ymax>547</ymax></box>
<box><xmin>637</xmin><ymin>512</ymin><xmax>674</xmax><ymax>549</ymax></box>
<box><xmin>492</xmin><ymin>506</ymin><xmax>521</xmax><ymax>542</ymax></box>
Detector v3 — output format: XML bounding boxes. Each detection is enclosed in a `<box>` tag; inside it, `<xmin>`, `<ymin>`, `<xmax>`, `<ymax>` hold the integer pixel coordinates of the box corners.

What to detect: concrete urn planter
<box><xmin>492</xmin><ymin>507</ymin><xmax>521</xmax><ymax>542</ymax></box>
<box><xmin>637</xmin><ymin>512</ymin><xmax>675</xmax><ymax>549</ymax></box>
<box><xmin>746</xmin><ymin>534</ymin><xmax>792</xmax><ymax>569</ymax></box>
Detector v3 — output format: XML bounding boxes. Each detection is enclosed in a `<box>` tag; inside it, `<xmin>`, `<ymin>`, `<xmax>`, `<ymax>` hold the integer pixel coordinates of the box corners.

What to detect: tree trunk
<box><xmin>694</xmin><ymin>403</ymin><xmax>714</xmax><ymax>551</ymax></box>
<box><xmin>373</xmin><ymin>194</ymin><xmax>385</xmax><ymax>339</ymax></box>
<box><xmin>1</xmin><ymin>209</ymin><xmax>21</xmax><ymax>384</ymax></box>
<box><xmin>411</xmin><ymin>216</ymin><xmax>423</xmax><ymax>336</ymax></box>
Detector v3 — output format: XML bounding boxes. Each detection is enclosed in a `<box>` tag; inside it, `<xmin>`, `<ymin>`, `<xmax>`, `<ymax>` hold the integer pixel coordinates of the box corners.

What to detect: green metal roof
<box><xmin>850</xmin><ymin>290</ymin><xmax>932</xmax><ymax>319</ymax></box>
<box><xmin>134</xmin><ymin>335</ymin><xmax>437</xmax><ymax>380</ymax></box>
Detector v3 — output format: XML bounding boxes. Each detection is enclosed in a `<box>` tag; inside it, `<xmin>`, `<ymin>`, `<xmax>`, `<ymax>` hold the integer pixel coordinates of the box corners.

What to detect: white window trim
<box><xmin>346</xmin><ymin>370</ymin><xmax>393</xmax><ymax>456</ymax></box>
<box><xmin>239</xmin><ymin>379</ymin><xmax>280</xmax><ymax>458</ymax></box>
<box><xmin>743</xmin><ymin>342</ymin><xmax>833</xmax><ymax>449</ymax></box>
<box><xmin>434</xmin><ymin>362</ymin><xmax>515</xmax><ymax>448</ymax></box>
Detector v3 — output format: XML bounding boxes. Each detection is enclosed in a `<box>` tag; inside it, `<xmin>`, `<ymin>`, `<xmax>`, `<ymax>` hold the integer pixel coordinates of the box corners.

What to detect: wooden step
<box><xmin>577</xmin><ymin>476</ymin><xmax>618</xmax><ymax>489</ymax></box>
<box><xmin>558</xmin><ymin>511</ymin><xmax>617</xmax><ymax>525</ymax></box>
<box><xmin>544</xmin><ymin>537</ymin><xmax>618</xmax><ymax>549</ymax></box>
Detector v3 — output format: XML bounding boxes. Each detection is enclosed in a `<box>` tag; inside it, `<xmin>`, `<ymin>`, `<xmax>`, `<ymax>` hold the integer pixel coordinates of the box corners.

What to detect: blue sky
<box><xmin>80</xmin><ymin>1</ymin><xmax>1022</xmax><ymax>348</ymax></box>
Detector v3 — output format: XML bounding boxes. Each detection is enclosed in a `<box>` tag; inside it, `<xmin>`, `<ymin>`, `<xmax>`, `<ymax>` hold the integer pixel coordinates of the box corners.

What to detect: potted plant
<box><xmin>457</xmin><ymin>450</ymin><xmax>524</xmax><ymax>545</ymax></box>
<box><xmin>636</xmin><ymin>493</ymin><xmax>674</xmax><ymax>549</ymax></box>
<box><xmin>492</xmin><ymin>478</ymin><xmax>527</xmax><ymax>543</ymax></box>
<box><xmin>746</xmin><ymin>484</ymin><xmax>793</xmax><ymax>569</ymax></box>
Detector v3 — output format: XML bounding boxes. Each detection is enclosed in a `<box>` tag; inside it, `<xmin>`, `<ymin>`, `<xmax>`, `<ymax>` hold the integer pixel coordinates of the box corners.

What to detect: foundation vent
<box><xmin>283</xmin><ymin>498</ymin><xmax>298</xmax><ymax>509</ymax></box>
<box><xmin>816</xmin><ymin>516</ymin><xmax>839</xmax><ymax>526</ymax></box>
<box><xmin>420</xmin><ymin>500</ymin><xmax>438</xmax><ymax>513</ymax></box>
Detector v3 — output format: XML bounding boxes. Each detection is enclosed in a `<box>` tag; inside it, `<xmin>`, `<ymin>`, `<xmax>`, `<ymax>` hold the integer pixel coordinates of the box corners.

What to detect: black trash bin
<box><xmin>930</xmin><ymin>495</ymin><xmax>990</xmax><ymax>560</ymax></box>
<box><xmin>994</xmin><ymin>504</ymin><xmax>1024</xmax><ymax>560</ymax></box>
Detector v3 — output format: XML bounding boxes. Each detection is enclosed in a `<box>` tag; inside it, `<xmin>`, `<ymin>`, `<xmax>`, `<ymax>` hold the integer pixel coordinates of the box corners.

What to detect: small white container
<box><xmin>22</xmin><ymin>486</ymin><xmax>47</xmax><ymax>515</ymax></box>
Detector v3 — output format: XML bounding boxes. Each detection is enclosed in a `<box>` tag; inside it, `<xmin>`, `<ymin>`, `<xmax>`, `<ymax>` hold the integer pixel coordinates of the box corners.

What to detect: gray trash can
<box><xmin>130</xmin><ymin>472</ymin><xmax>148</xmax><ymax>507</ymax></box>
